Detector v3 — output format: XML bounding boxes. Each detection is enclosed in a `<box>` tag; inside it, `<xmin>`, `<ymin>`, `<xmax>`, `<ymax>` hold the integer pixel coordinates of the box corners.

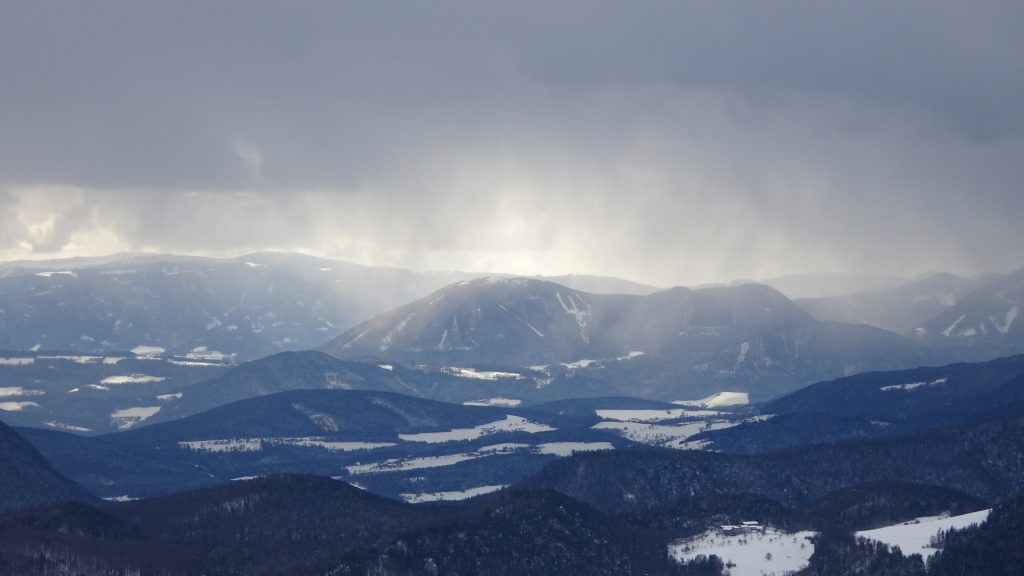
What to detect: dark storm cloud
<box><xmin>0</xmin><ymin>1</ymin><xmax>1022</xmax><ymax>284</ymax></box>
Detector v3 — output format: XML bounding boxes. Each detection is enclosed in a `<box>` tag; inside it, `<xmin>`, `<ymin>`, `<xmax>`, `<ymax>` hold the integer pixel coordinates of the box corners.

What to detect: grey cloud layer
<box><xmin>1</xmin><ymin>1</ymin><xmax>1021</xmax><ymax>284</ymax></box>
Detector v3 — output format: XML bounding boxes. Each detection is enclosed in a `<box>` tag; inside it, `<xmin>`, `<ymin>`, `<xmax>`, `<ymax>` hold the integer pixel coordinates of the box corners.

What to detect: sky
<box><xmin>1</xmin><ymin>1</ymin><xmax>1022</xmax><ymax>286</ymax></box>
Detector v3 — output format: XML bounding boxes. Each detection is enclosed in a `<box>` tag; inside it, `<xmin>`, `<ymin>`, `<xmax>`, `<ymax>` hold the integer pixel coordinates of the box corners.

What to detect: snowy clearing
<box><xmin>462</xmin><ymin>397</ymin><xmax>522</xmax><ymax>408</ymax></box>
<box><xmin>401</xmin><ymin>484</ymin><xmax>507</xmax><ymax>503</ymax></box>
<box><xmin>856</xmin><ymin>509</ymin><xmax>990</xmax><ymax>560</ymax></box>
<box><xmin>44</xmin><ymin>421</ymin><xmax>92</xmax><ymax>433</ymax></box>
<box><xmin>595</xmin><ymin>408</ymin><xmax>720</xmax><ymax>422</ymax></box>
<box><xmin>398</xmin><ymin>415</ymin><xmax>555</xmax><ymax>443</ymax></box>
<box><xmin>0</xmin><ymin>387</ymin><xmax>45</xmax><ymax>397</ymax></box>
<box><xmin>670</xmin><ymin>524</ymin><xmax>816</xmax><ymax>576</ymax></box>
<box><xmin>39</xmin><ymin>355</ymin><xmax>103</xmax><ymax>364</ymax></box>
<box><xmin>101</xmin><ymin>374</ymin><xmax>167</xmax><ymax>385</ymax></box>
<box><xmin>594</xmin><ymin>419</ymin><xmax>738</xmax><ymax>447</ymax></box>
<box><xmin>674</xmin><ymin>391</ymin><xmax>750</xmax><ymax>408</ymax></box>
<box><xmin>0</xmin><ymin>401</ymin><xmax>41</xmax><ymax>411</ymax></box>
<box><xmin>110</xmin><ymin>406</ymin><xmax>161</xmax><ymax>429</ymax></box>
<box><xmin>178</xmin><ymin>437</ymin><xmax>396</xmax><ymax>453</ymax></box>
<box><xmin>131</xmin><ymin>345</ymin><xmax>166</xmax><ymax>358</ymax></box>
<box><xmin>535</xmin><ymin>442</ymin><xmax>614</xmax><ymax>456</ymax></box>
<box><xmin>881</xmin><ymin>378</ymin><xmax>947</xmax><ymax>392</ymax></box>
<box><xmin>444</xmin><ymin>367</ymin><xmax>524</xmax><ymax>380</ymax></box>
<box><xmin>347</xmin><ymin>452</ymin><xmax>490</xmax><ymax>475</ymax></box>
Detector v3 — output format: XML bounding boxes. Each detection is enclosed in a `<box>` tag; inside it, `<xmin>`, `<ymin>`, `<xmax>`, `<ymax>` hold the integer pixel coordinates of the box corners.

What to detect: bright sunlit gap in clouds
<box><xmin>1</xmin><ymin>2</ymin><xmax>1023</xmax><ymax>286</ymax></box>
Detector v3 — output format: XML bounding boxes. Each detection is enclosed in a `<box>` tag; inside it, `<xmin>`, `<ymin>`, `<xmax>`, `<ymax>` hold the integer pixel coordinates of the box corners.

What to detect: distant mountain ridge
<box><xmin>913</xmin><ymin>266</ymin><xmax>1024</xmax><ymax>360</ymax></box>
<box><xmin>324</xmin><ymin>277</ymin><xmax>929</xmax><ymax>399</ymax></box>
<box><xmin>797</xmin><ymin>272</ymin><xmax>981</xmax><ymax>334</ymax></box>
<box><xmin>0</xmin><ymin>252</ymin><xmax>657</xmax><ymax>362</ymax></box>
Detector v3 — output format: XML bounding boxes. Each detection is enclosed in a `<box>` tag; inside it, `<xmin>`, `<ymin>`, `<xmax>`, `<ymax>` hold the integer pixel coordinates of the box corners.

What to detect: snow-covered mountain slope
<box><xmin>323</xmin><ymin>278</ymin><xmax>929</xmax><ymax>399</ymax></box>
<box><xmin>797</xmin><ymin>272</ymin><xmax>980</xmax><ymax>334</ymax></box>
<box><xmin>0</xmin><ymin>252</ymin><xmax>486</xmax><ymax>361</ymax></box>
<box><xmin>913</xmin><ymin>266</ymin><xmax>1024</xmax><ymax>359</ymax></box>
<box><xmin>0</xmin><ymin>253</ymin><xmax>658</xmax><ymax>362</ymax></box>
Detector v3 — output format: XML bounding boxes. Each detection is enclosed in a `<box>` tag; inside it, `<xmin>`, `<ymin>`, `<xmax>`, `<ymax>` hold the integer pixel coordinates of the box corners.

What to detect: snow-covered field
<box><xmin>669</xmin><ymin>524</ymin><xmax>816</xmax><ymax>576</ymax></box>
<box><xmin>535</xmin><ymin>441</ymin><xmax>614</xmax><ymax>456</ymax></box>
<box><xmin>594</xmin><ymin>419</ymin><xmax>738</xmax><ymax>447</ymax></box>
<box><xmin>346</xmin><ymin>441</ymin><xmax>614</xmax><ymax>475</ymax></box>
<box><xmin>179</xmin><ymin>437</ymin><xmax>396</xmax><ymax>453</ymax></box>
<box><xmin>0</xmin><ymin>401</ymin><xmax>41</xmax><ymax>411</ymax></box>
<box><xmin>462</xmin><ymin>397</ymin><xmax>522</xmax><ymax>408</ymax></box>
<box><xmin>674</xmin><ymin>391</ymin><xmax>750</xmax><ymax>408</ymax></box>
<box><xmin>595</xmin><ymin>408</ymin><xmax>720</xmax><ymax>422</ymax></box>
<box><xmin>100</xmin><ymin>374</ymin><xmax>167</xmax><ymax>385</ymax></box>
<box><xmin>401</xmin><ymin>484</ymin><xmax>506</xmax><ymax>503</ymax></box>
<box><xmin>0</xmin><ymin>387</ymin><xmax>45</xmax><ymax>397</ymax></box>
<box><xmin>856</xmin><ymin>509</ymin><xmax>990</xmax><ymax>559</ymax></box>
<box><xmin>880</xmin><ymin>378</ymin><xmax>947</xmax><ymax>392</ymax></box>
<box><xmin>110</xmin><ymin>406</ymin><xmax>161</xmax><ymax>429</ymax></box>
<box><xmin>398</xmin><ymin>415</ymin><xmax>555</xmax><ymax>443</ymax></box>
<box><xmin>444</xmin><ymin>367</ymin><xmax>523</xmax><ymax>380</ymax></box>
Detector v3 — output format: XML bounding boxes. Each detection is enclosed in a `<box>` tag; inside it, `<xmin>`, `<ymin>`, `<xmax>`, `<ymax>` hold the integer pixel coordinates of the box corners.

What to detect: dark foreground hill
<box><xmin>0</xmin><ymin>476</ymin><xmax>678</xmax><ymax>576</ymax></box>
<box><xmin>0</xmin><ymin>419</ymin><xmax>96</xmax><ymax>513</ymax></box>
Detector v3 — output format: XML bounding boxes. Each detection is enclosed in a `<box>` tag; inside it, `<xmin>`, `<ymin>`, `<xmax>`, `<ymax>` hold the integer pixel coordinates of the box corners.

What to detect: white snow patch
<box><xmin>856</xmin><ymin>509</ymin><xmax>990</xmax><ymax>560</ymax></box>
<box><xmin>535</xmin><ymin>442</ymin><xmax>614</xmax><ymax>456</ymax></box>
<box><xmin>39</xmin><ymin>355</ymin><xmax>103</xmax><ymax>364</ymax></box>
<box><xmin>445</xmin><ymin>367</ymin><xmax>524</xmax><ymax>380</ymax></box>
<box><xmin>35</xmin><ymin>270</ymin><xmax>76</xmax><ymax>278</ymax></box>
<box><xmin>674</xmin><ymin>392</ymin><xmax>750</xmax><ymax>408</ymax></box>
<box><xmin>463</xmin><ymin>397</ymin><xmax>522</xmax><ymax>408</ymax></box>
<box><xmin>179</xmin><ymin>438</ymin><xmax>263</xmax><ymax>453</ymax></box>
<box><xmin>401</xmin><ymin>484</ymin><xmax>507</xmax><ymax>503</ymax></box>
<box><xmin>0</xmin><ymin>387</ymin><xmax>45</xmax><ymax>397</ymax></box>
<box><xmin>562</xmin><ymin>358</ymin><xmax>599</xmax><ymax>369</ymax></box>
<box><xmin>0</xmin><ymin>401</ymin><xmax>40</xmax><ymax>411</ymax></box>
<box><xmin>131</xmin><ymin>345</ymin><xmax>165</xmax><ymax>358</ymax></box>
<box><xmin>101</xmin><ymin>374</ymin><xmax>167</xmax><ymax>385</ymax></box>
<box><xmin>183</xmin><ymin>346</ymin><xmax>230</xmax><ymax>362</ymax></box>
<box><xmin>594</xmin><ymin>420</ymin><xmax>739</xmax><ymax>447</ymax></box>
<box><xmin>555</xmin><ymin>291</ymin><xmax>591</xmax><ymax>343</ymax></box>
<box><xmin>102</xmin><ymin>356</ymin><xmax>125</xmax><ymax>365</ymax></box>
<box><xmin>347</xmin><ymin>452</ymin><xmax>489</xmax><ymax>475</ymax></box>
<box><xmin>378</xmin><ymin>364</ymin><xmax>394</xmax><ymax>371</ymax></box>
<box><xmin>398</xmin><ymin>415</ymin><xmax>555</xmax><ymax>443</ymax></box>
<box><xmin>157</xmin><ymin>393</ymin><xmax>183</xmax><ymax>401</ymax></box>
<box><xmin>617</xmin><ymin>351</ymin><xmax>645</xmax><ymax>361</ymax></box>
<box><xmin>736</xmin><ymin>341</ymin><xmax>750</xmax><ymax>366</ymax></box>
<box><xmin>993</xmin><ymin>305</ymin><xmax>1018</xmax><ymax>335</ymax></box>
<box><xmin>168</xmin><ymin>359</ymin><xmax>224</xmax><ymax>367</ymax></box>
<box><xmin>44</xmin><ymin>421</ymin><xmax>92</xmax><ymax>433</ymax></box>
<box><xmin>942</xmin><ymin>314</ymin><xmax>967</xmax><ymax>337</ymax></box>
<box><xmin>179</xmin><ymin>437</ymin><xmax>395</xmax><ymax>453</ymax></box>
<box><xmin>670</xmin><ymin>525</ymin><xmax>816</xmax><ymax>576</ymax></box>
<box><xmin>0</xmin><ymin>357</ymin><xmax>34</xmax><ymax>366</ymax></box>
<box><xmin>379</xmin><ymin>312</ymin><xmax>416</xmax><ymax>351</ymax></box>
<box><xmin>274</xmin><ymin>438</ymin><xmax>397</xmax><ymax>452</ymax></box>
<box><xmin>596</xmin><ymin>408</ymin><xmax>720</xmax><ymax>422</ymax></box>
<box><xmin>341</xmin><ymin>329</ymin><xmax>368</xmax><ymax>350</ymax></box>
<box><xmin>103</xmin><ymin>495</ymin><xmax>138</xmax><ymax>502</ymax></box>
<box><xmin>881</xmin><ymin>377</ymin><xmax>947</xmax><ymax>392</ymax></box>
<box><xmin>110</xmin><ymin>406</ymin><xmax>161</xmax><ymax>429</ymax></box>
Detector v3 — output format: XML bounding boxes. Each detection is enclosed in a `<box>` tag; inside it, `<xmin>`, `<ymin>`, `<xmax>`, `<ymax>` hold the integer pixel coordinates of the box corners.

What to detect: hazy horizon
<box><xmin>2</xmin><ymin>1</ymin><xmax>1022</xmax><ymax>286</ymax></box>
